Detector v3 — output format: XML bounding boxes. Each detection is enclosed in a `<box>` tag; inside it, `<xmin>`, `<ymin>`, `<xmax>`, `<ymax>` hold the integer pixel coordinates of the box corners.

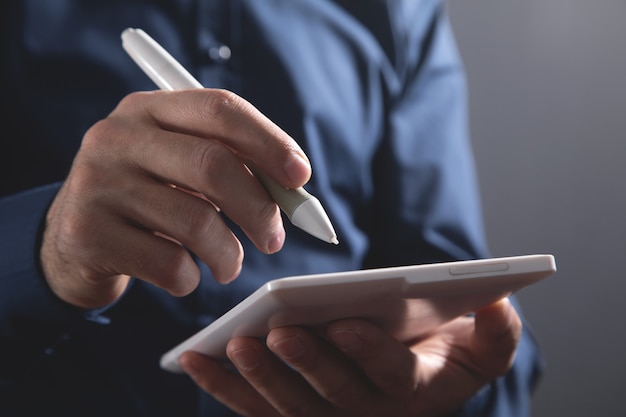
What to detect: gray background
<box><xmin>448</xmin><ymin>1</ymin><xmax>626</xmax><ymax>416</ymax></box>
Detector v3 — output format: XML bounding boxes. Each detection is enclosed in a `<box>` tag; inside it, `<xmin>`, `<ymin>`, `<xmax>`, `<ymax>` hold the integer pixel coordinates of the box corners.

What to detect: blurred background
<box><xmin>448</xmin><ymin>1</ymin><xmax>626</xmax><ymax>416</ymax></box>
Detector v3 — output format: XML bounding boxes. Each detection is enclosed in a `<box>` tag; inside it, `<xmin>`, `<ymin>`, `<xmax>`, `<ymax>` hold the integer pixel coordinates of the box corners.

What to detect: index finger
<box><xmin>118</xmin><ymin>89</ymin><xmax>311</xmax><ymax>188</ymax></box>
<box><xmin>325</xmin><ymin>319</ymin><xmax>419</xmax><ymax>399</ymax></box>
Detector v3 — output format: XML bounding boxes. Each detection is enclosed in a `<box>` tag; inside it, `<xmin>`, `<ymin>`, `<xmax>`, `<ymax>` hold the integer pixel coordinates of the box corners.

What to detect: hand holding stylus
<box><xmin>122</xmin><ymin>28</ymin><xmax>338</xmax><ymax>245</ymax></box>
<box><xmin>39</xmin><ymin>31</ymin><xmax>322</xmax><ymax>309</ymax></box>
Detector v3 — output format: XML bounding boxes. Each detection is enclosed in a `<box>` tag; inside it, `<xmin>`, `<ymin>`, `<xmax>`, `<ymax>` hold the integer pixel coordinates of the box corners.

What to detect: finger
<box><xmin>110</xmin><ymin>177</ymin><xmax>247</xmax><ymax>283</ymax></box>
<box><xmin>267</xmin><ymin>326</ymin><xmax>379</xmax><ymax>412</ymax></box>
<box><xmin>179</xmin><ymin>351</ymin><xmax>280</xmax><ymax>417</ymax></box>
<box><xmin>326</xmin><ymin>320</ymin><xmax>419</xmax><ymax>399</ymax></box>
<box><xmin>227</xmin><ymin>336</ymin><xmax>334</xmax><ymax>417</ymax></box>
<box><xmin>93</xmin><ymin>219</ymin><xmax>202</xmax><ymax>297</ymax></box>
<box><xmin>83</xmin><ymin>119</ymin><xmax>285</xmax><ymax>255</ymax></box>
<box><xmin>48</xmin><ymin>213</ymin><xmax>201</xmax><ymax>307</ymax></box>
<box><xmin>471</xmin><ymin>298</ymin><xmax>522</xmax><ymax>378</ymax></box>
<box><xmin>116</xmin><ymin>89</ymin><xmax>311</xmax><ymax>188</ymax></box>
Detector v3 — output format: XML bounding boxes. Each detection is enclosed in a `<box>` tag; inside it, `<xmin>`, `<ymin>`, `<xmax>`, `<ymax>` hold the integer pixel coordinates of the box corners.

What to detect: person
<box><xmin>0</xmin><ymin>1</ymin><xmax>544</xmax><ymax>416</ymax></box>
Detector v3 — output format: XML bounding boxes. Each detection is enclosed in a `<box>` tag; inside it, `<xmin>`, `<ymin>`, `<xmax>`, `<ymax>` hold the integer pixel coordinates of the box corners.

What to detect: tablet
<box><xmin>161</xmin><ymin>254</ymin><xmax>556</xmax><ymax>373</ymax></box>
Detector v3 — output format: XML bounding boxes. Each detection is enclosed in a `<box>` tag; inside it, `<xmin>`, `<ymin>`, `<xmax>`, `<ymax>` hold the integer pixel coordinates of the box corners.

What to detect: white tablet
<box><xmin>161</xmin><ymin>254</ymin><xmax>556</xmax><ymax>373</ymax></box>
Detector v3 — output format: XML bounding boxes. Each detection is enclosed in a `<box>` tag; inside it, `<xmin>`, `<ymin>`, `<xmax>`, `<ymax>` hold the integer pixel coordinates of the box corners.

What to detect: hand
<box><xmin>40</xmin><ymin>89</ymin><xmax>311</xmax><ymax>308</ymax></box>
<box><xmin>179</xmin><ymin>298</ymin><xmax>522</xmax><ymax>417</ymax></box>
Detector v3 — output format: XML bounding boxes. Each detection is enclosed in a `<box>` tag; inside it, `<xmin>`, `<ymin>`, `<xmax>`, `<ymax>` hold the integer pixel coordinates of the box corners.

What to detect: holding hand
<box><xmin>40</xmin><ymin>89</ymin><xmax>311</xmax><ymax>309</ymax></box>
<box><xmin>180</xmin><ymin>298</ymin><xmax>522</xmax><ymax>417</ymax></box>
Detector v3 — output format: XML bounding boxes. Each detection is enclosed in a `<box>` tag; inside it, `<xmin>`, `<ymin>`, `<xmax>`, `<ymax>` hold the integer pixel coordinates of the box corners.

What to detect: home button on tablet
<box><xmin>449</xmin><ymin>262</ymin><xmax>510</xmax><ymax>276</ymax></box>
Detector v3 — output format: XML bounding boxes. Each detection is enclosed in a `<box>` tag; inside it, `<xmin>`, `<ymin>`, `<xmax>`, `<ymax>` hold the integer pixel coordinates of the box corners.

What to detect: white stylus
<box><xmin>121</xmin><ymin>28</ymin><xmax>338</xmax><ymax>245</ymax></box>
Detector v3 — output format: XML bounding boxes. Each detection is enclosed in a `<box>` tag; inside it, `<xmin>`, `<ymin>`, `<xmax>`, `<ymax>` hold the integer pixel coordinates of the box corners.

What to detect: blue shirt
<box><xmin>0</xmin><ymin>1</ymin><xmax>543</xmax><ymax>416</ymax></box>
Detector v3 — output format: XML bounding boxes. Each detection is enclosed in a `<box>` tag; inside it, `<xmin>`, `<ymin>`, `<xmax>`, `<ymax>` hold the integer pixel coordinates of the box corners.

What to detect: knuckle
<box><xmin>254</xmin><ymin>200</ymin><xmax>281</xmax><ymax>230</ymax></box>
<box><xmin>159</xmin><ymin>246</ymin><xmax>188</xmax><ymax>276</ymax></box>
<box><xmin>156</xmin><ymin>247</ymin><xmax>197</xmax><ymax>295</ymax></box>
<box><xmin>82</xmin><ymin>91</ymin><xmax>155</xmax><ymax>160</ymax></box>
<box><xmin>116</xmin><ymin>90</ymin><xmax>153</xmax><ymax>112</ymax></box>
<box><xmin>211</xmin><ymin>240</ymin><xmax>243</xmax><ymax>282</ymax></box>
<box><xmin>80</xmin><ymin>117</ymin><xmax>130</xmax><ymax>165</ymax></box>
<box><xmin>81</xmin><ymin>118</ymin><xmax>114</xmax><ymax>153</ymax></box>
<box><xmin>193</xmin><ymin>141</ymin><xmax>232</xmax><ymax>178</ymax></box>
<box><xmin>200</xmin><ymin>88</ymin><xmax>246</xmax><ymax>118</ymax></box>
<box><xmin>66</xmin><ymin>160</ymin><xmax>107</xmax><ymax>194</ymax></box>
<box><xmin>184</xmin><ymin>203</ymin><xmax>222</xmax><ymax>239</ymax></box>
<box><xmin>177</xmin><ymin>200</ymin><xmax>243</xmax><ymax>282</ymax></box>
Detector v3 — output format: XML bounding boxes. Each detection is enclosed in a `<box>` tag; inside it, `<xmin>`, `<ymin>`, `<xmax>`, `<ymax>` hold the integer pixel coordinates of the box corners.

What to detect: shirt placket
<box><xmin>195</xmin><ymin>0</ymin><xmax>241</xmax><ymax>92</ymax></box>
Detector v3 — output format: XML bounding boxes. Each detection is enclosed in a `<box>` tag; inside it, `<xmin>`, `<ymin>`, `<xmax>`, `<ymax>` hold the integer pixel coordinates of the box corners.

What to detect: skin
<box><xmin>41</xmin><ymin>89</ymin><xmax>310</xmax><ymax>309</ymax></box>
<box><xmin>179</xmin><ymin>298</ymin><xmax>521</xmax><ymax>417</ymax></box>
<box><xmin>39</xmin><ymin>88</ymin><xmax>522</xmax><ymax>416</ymax></box>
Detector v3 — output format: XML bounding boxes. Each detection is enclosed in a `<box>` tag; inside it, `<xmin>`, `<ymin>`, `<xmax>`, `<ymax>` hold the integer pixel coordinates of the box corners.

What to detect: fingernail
<box><xmin>266</xmin><ymin>227</ymin><xmax>285</xmax><ymax>254</ymax></box>
<box><xmin>230</xmin><ymin>347</ymin><xmax>260</xmax><ymax>371</ymax></box>
<box><xmin>284</xmin><ymin>154</ymin><xmax>310</xmax><ymax>185</ymax></box>
<box><xmin>330</xmin><ymin>329</ymin><xmax>361</xmax><ymax>352</ymax></box>
<box><xmin>272</xmin><ymin>335</ymin><xmax>305</xmax><ymax>360</ymax></box>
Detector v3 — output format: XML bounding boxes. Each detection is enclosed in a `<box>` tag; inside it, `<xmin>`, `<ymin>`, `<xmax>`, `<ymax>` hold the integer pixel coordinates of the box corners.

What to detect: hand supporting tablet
<box><xmin>160</xmin><ymin>254</ymin><xmax>556</xmax><ymax>373</ymax></box>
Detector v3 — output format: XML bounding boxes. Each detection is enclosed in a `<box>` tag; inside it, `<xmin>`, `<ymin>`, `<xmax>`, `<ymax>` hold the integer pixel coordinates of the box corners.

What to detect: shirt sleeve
<box><xmin>0</xmin><ymin>183</ymin><xmax>113</xmax><ymax>389</ymax></box>
<box><xmin>0</xmin><ymin>183</ymin><xmax>75</xmax><ymax>321</ymax></box>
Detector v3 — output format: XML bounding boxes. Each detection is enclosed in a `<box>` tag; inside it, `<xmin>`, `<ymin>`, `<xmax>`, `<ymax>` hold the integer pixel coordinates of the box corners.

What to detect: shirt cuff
<box><xmin>0</xmin><ymin>183</ymin><xmax>120</xmax><ymax>329</ymax></box>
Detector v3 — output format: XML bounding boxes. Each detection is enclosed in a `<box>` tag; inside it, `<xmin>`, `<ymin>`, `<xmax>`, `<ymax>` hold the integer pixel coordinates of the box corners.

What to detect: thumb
<box><xmin>471</xmin><ymin>298</ymin><xmax>523</xmax><ymax>379</ymax></box>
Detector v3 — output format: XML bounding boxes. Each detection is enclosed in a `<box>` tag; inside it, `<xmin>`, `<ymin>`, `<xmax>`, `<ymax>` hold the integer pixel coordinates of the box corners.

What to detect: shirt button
<box><xmin>207</xmin><ymin>45</ymin><xmax>232</xmax><ymax>62</ymax></box>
